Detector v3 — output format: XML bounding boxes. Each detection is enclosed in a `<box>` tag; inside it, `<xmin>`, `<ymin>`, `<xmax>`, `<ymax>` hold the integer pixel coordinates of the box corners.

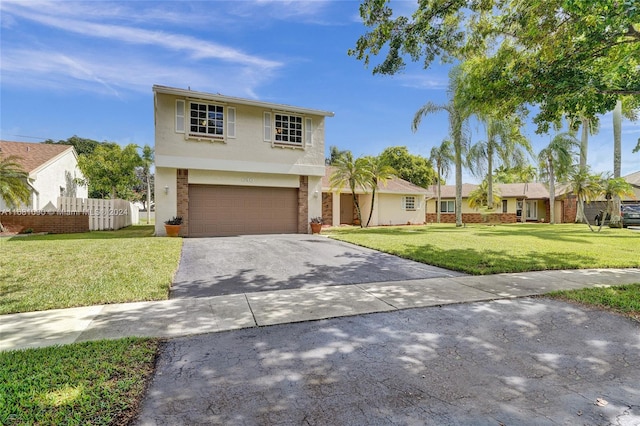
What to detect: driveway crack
<box><xmin>244</xmin><ymin>293</ymin><xmax>259</xmax><ymax>327</ymax></box>
<box><xmin>355</xmin><ymin>284</ymin><xmax>400</xmax><ymax>310</ymax></box>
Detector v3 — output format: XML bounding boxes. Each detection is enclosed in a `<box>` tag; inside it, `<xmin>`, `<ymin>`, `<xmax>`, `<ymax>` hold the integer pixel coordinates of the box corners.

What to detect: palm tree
<box><xmin>412</xmin><ymin>68</ymin><xmax>470</xmax><ymax>227</ymax></box>
<box><xmin>597</xmin><ymin>176</ymin><xmax>634</xmax><ymax>231</ymax></box>
<box><xmin>537</xmin><ymin>133</ymin><xmax>579</xmax><ymax>224</ymax></box>
<box><xmin>329</xmin><ymin>152</ymin><xmax>371</xmax><ymax>228</ymax></box>
<box><xmin>467</xmin><ymin>115</ymin><xmax>532</xmax><ymax>210</ymax></box>
<box><xmin>467</xmin><ymin>180</ymin><xmax>501</xmax><ymax>210</ymax></box>
<box><xmin>567</xmin><ymin>167</ymin><xmax>603</xmax><ymax>230</ymax></box>
<box><xmin>429</xmin><ymin>139</ymin><xmax>454</xmax><ymax>223</ymax></box>
<box><xmin>0</xmin><ymin>155</ymin><xmax>31</xmax><ymax>232</ymax></box>
<box><xmin>363</xmin><ymin>156</ymin><xmax>396</xmax><ymax>228</ymax></box>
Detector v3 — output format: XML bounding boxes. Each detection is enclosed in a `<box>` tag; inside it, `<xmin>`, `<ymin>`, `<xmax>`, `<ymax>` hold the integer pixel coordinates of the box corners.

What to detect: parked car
<box><xmin>621</xmin><ymin>204</ymin><xmax>640</xmax><ymax>228</ymax></box>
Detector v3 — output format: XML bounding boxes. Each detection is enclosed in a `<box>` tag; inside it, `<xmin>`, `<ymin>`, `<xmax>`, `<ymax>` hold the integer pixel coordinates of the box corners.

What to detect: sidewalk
<box><xmin>2</xmin><ymin>268</ymin><xmax>639</xmax><ymax>351</ymax></box>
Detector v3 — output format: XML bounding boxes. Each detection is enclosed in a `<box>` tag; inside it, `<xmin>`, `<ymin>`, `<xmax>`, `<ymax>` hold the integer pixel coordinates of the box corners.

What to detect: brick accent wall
<box><xmin>563</xmin><ymin>195</ymin><xmax>577</xmax><ymax>223</ymax></box>
<box><xmin>298</xmin><ymin>176</ymin><xmax>309</xmax><ymax>233</ymax></box>
<box><xmin>176</xmin><ymin>169</ymin><xmax>189</xmax><ymax>236</ymax></box>
<box><xmin>0</xmin><ymin>213</ymin><xmax>89</xmax><ymax>234</ymax></box>
<box><xmin>322</xmin><ymin>192</ymin><xmax>332</xmax><ymax>224</ymax></box>
<box><xmin>426</xmin><ymin>213</ymin><xmax>518</xmax><ymax>224</ymax></box>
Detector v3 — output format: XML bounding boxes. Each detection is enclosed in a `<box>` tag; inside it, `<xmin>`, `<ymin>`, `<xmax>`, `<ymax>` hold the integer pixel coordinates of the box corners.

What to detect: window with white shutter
<box><xmin>305</xmin><ymin>117</ymin><xmax>313</xmax><ymax>146</ymax></box>
<box><xmin>227</xmin><ymin>107</ymin><xmax>236</xmax><ymax>138</ymax></box>
<box><xmin>176</xmin><ymin>99</ymin><xmax>185</xmax><ymax>133</ymax></box>
<box><xmin>264</xmin><ymin>112</ymin><xmax>272</xmax><ymax>142</ymax></box>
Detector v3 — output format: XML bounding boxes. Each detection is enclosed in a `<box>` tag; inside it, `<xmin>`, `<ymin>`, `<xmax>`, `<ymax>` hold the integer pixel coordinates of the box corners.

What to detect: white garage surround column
<box><xmin>332</xmin><ymin>192</ymin><xmax>340</xmax><ymax>227</ymax></box>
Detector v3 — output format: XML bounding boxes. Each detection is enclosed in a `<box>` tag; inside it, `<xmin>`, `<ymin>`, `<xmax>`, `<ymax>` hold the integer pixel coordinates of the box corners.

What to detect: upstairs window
<box><xmin>189</xmin><ymin>102</ymin><xmax>224</xmax><ymax>139</ymax></box>
<box><xmin>274</xmin><ymin>113</ymin><xmax>303</xmax><ymax>146</ymax></box>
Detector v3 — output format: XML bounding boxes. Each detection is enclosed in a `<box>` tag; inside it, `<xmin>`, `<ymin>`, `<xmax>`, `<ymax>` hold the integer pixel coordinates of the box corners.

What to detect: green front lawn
<box><xmin>0</xmin><ymin>226</ymin><xmax>182</xmax><ymax>315</ymax></box>
<box><xmin>327</xmin><ymin>223</ymin><xmax>640</xmax><ymax>275</ymax></box>
<box><xmin>0</xmin><ymin>338</ymin><xmax>159</xmax><ymax>425</ymax></box>
<box><xmin>549</xmin><ymin>283</ymin><xmax>640</xmax><ymax>322</ymax></box>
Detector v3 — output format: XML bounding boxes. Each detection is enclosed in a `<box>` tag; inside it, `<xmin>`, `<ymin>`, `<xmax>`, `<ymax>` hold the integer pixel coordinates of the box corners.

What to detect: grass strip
<box><xmin>0</xmin><ymin>338</ymin><xmax>160</xmax><ymax>425</ymax></box>
<box><xmin>0</xmin><ymin>226</ymin><xmax>182</xmax><ymax>314</ymax></box>
<box><xmin>548</xmin><ymin>283</ymin><xmax>640</xmax><ymax>322</ymax></box>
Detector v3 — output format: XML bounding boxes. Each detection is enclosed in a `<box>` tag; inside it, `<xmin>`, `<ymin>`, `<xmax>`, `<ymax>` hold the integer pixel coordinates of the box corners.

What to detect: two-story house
<box><xmin>153</xmin><ymin>85</ymin><xmax>334</xmax><ymax>237</ymax></box>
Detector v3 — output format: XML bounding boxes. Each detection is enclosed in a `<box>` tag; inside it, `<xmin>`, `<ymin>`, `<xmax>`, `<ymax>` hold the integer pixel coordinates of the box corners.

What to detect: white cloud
<box><xmin>396</xmin><ymin>73</ymin><xmax>449</xmax><ymax>90</ymax></box>
<box><xmin>0</xmin><ymin>0</ymin><xmax>285</xmax><ymax>97</ymax></box>
<box><xmin>1</xmin><ymin>48</ymin><xmax>276</xmax><ymax>98</ymax></box>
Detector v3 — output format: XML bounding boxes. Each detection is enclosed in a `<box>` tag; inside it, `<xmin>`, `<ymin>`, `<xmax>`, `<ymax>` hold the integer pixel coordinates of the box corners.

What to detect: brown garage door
<box><xmin>188</xmin><ymin>185</ymin><xmax>298</xmax><ymax>237</ymax></box>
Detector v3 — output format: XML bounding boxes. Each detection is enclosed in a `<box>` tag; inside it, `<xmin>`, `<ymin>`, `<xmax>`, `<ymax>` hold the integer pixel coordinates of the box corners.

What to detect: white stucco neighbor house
<box><xmin>153</xmin><ymin>85</ymin><xmax>334</xmax><ymax>237</ymax></box>
<box><xmin>321</xmin><ymin>166</ymin><xmax>429</xmax><ymax>226</ymax></box>
<box><xmin>0</xmin><ymin>140</ymin><xmax>87</xmax><ymax>211</ymax></box>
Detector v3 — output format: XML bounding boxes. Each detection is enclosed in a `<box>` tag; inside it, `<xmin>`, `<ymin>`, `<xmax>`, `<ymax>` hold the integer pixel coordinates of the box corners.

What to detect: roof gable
<box><xmin>322</xmin><ymin>166</ymin><xmax>428</xmax><ymax>195</ymax></box>
<box><xmin>0</xmin><ymin>141</ymin><xmax>74</xmax><ymax>174</ymax></box>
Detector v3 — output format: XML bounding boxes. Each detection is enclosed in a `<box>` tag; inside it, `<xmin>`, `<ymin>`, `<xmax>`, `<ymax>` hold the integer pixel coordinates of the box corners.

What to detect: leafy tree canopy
<box><xmin>378</xmin><ymin>146</ymin><xmax>436</xmax><ymax>188</ymax></box>
<box><xmin>326</xmin><ymin>145</ymin><xmax>352</xmax><ymax>165</ymax></box>
<box><xmin>43</xmin><ymin>135</ymin><xmax>116</xmax><ymax>156</ymax></box>
<box><xmin>350</xmin><ymin>0</ymin><xmax>640</xmax><ymax>132</ymax></box>
<box><xmin>77</xmin><ymin>144</ymin><xmax>142</xmax><ymax>200</ymax></box>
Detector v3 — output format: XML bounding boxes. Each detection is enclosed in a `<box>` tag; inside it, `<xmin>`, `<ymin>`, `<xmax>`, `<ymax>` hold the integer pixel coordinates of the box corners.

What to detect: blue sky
<box><xmin>1</xmin><ymin>0</ymin><xmax>638</xmax><ymax>183</ymax></box>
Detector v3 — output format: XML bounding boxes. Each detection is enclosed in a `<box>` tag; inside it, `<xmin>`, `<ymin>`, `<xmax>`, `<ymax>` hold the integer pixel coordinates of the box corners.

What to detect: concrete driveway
<box><xmin>135</xmin><ymin>297</ymin><xmax>640</xmax><ymax>425</ymax></box>
<box><xmin>170</xmin><ymin>234</ymin><xmax>465</xmax><ymax>298</ymax></box>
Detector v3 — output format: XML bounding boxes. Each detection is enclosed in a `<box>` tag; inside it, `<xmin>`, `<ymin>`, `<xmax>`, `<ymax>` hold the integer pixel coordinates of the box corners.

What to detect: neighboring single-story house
<box><xmin>0</xmin><ymin>140</ymin><xmax>87</xmax><ymax>211</ymax></box>
<box><xmin>425</xmin><ymin>182</ymin><xmax>578</xmax><ymax>224</ymax></box>
<box><xmin>153</xmin><ymin>85</ymin><xmax>334</xmax><ymax>237</ymax></box>
<box><xmin>583</xmin><ymin>171</ymin><xmax>640</xmax><ymax>222</ymax></box>
<box><xmin>321</xmin><ymin>166</ymin><xmax>429</xmax><ymax>226</ymax></box>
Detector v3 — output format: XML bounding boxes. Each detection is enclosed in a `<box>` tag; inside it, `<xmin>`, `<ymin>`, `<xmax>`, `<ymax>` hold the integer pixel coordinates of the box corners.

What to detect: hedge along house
<box><xmin>153</xmin><ymin>85</ymin><xmax>334</xmax><ymax>237</ymax></box>
<box><xmin>321</xmin><ymin>166</ymin><xmax>429</xmax><ymax>226</ymax></box>
<box><xmin>425</xmin><ymin>182</ymin><xmax>577</xmax><ymax>224</ymax></box>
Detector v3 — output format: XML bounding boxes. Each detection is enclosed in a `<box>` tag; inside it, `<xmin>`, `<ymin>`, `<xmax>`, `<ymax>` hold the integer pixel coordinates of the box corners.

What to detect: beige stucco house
<box><xmin>153</xmin><ymin>85</ymin><xmax>334</xmax><ymax>237</ymax></box>
<box><xmin>322</xmin><ymin>166</ymin><xmax>429</xmax><ymax>226</ymax></box>
<box><xmin>0</xmin><ymin>141</ymin><xmax>87</xmax><ymax>211</ymax></box>
<box><xmin>425</xmin><ymin>182</ymin><xmax>577</xmax><ymax>224</ymax></box>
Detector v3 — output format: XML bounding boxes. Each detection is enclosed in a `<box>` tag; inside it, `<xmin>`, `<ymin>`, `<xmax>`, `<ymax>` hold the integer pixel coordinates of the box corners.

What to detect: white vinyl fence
<box><xmin>58</xmin><ymin>197</ymin><xmax>139</xmax><ymax>231</ymax></box>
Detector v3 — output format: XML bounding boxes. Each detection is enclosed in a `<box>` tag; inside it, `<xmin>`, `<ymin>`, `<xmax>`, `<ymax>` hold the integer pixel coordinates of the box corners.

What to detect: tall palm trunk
<box><xmin>579</xmin><ymin>117</ymin><xmax>589</xmax><ymax>171</ymax></box>
<box><xmin>455</xmin><ymin>144</ymin><xmax>462</xmax><ymax>227</ymax></box>
<box><xmin>436</xmin><ymin>172</ymin><xmax>442</xmax><ymax>223</ymax></box>
<box><xmin>487</xmin><ymin>144</ymin><xmax>494</xmax><ymax>210</ymax></box>
<box><xmin>366</xmin><ymin>183</ymin><xmax>377</xmax><ymax>228</ymax></box>
<box><xmin>548</xmin><ymin>158</ymin><xmax>556</xmax><ymax>224</ymax></box>
<box><xmin>612</xmin><ymin>100</ymin><xmax>622</xmax><ymax>220</ymax></box>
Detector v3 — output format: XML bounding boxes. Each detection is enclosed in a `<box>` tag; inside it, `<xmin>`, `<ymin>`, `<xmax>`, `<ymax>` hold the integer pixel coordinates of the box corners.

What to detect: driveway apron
<box><xmin>135</xmin><ymin>298</ymin><xmax>640</xmax><ymax>425</ymax></box>
<box><xmin>170</xmin><ymin>234</ymin><xmax>464</xmax><ymax>298</ymax></box>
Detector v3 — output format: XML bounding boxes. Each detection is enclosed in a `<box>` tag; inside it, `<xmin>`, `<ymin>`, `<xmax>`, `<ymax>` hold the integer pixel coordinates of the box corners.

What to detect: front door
<box><xmin>340</xmin><ymin>194</ymin><xmax>354</xmax><ymax>224</ymax></box>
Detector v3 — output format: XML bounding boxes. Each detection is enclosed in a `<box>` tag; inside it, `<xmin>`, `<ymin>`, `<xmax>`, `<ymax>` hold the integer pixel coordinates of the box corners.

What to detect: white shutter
<box><xmin>401</xmin><ymin>196</ymin><xmax>406</xmax><ymax>210</ymax></box>
<box><xmin>227</xmin><ymin>107</ymin><xmax>236</xmax><ymax>138</ymax></box>
<box><xmin>176</xmin><ymin>99</ymin><xmax>185</xmax><ymax>133</ymax></box>
<box><xmin>264</xmin><ymin>112</ymin><xmax>272</xmax><ymax>142</ymax></box>
<box><xmin>305</xmin><ymin>117</ymin><xmax>313</xmax><ymax>146</ymax></box>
